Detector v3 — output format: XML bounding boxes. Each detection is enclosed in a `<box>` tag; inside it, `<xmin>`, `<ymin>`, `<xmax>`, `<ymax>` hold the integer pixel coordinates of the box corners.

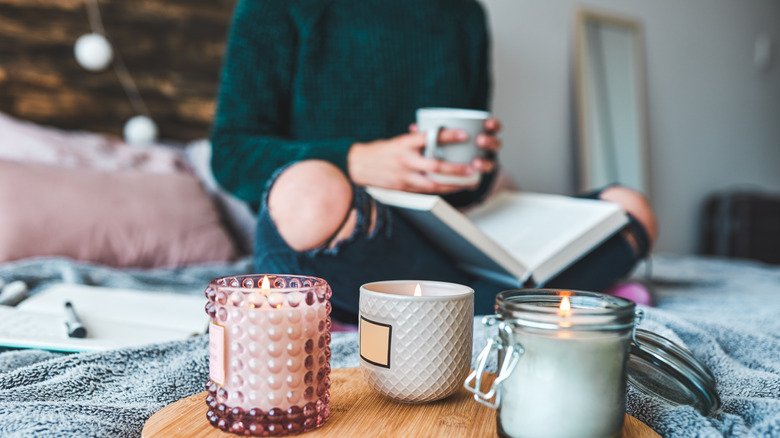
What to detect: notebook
<box><xmin>0</xmin><ymin>284</ymin><xmax>208</xmax><ymax>353</ymax></box>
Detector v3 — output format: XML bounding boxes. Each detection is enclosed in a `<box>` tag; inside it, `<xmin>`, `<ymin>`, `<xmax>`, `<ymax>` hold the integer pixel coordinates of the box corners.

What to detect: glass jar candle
<box><xmin>204</xmin><ymin>274</ymin><xmax>332</xmax><ymax>436</ymax></box>
<box><xmin>466</xmin><ymin>289</ymin><xmax>640</xmax><ymax>438</ymax></box>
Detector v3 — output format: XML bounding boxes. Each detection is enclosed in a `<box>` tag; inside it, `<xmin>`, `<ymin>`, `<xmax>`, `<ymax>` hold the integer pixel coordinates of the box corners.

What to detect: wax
<box><xmin>497</xmin><ymin>328</ymin><xmax>630</xmax><ymax>438</ymax></box>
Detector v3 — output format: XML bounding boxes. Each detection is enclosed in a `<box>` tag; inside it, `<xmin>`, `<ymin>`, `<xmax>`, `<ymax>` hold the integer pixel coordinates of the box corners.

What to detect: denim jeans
<box><xmin>254</xmin><ymin>171</ymin><xmax>649</xmax><ymax>323</ymax></box>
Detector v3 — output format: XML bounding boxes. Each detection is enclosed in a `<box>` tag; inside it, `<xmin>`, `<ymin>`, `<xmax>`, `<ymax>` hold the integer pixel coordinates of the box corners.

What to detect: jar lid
<box><xmin>628</xmin><ymin>329</ymin><xmax>721</xmax><ymax>415</ymax></box>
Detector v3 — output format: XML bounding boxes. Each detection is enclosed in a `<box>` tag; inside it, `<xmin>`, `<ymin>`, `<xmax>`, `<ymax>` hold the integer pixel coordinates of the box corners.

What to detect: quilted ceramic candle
<box><xmin>358</xmin><ymin>280</ymin><xmax>473</xmax><ymax>403</ymax></box>
<box><xmin>204</xmin><ymin>274</ymin><xmax>331</xmax><ymax>436</ymax></box>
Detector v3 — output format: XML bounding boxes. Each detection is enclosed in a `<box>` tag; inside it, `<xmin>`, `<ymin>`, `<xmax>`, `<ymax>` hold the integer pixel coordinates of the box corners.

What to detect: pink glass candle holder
<box><xmin>204</xmin><ymin>274</ymin><xmax>332</xmax><ymax>436</ymax></box>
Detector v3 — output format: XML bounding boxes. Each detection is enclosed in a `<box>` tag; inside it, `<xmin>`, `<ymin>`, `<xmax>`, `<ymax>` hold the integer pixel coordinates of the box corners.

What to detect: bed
<box><xmin>1</xmin><ymin>1</ymin><xmax>779</xmax><ymax>437</ymax></box>
<box><xmin>0</xmin><ymin>255</ymin><xmax>778</xmax><ymax>437</ymax></box>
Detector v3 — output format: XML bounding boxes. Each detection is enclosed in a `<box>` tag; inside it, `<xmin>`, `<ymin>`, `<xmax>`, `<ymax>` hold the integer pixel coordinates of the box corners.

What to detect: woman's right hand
<box><xmin>347</xmin><ymin>130</ymin><xmax>477</xmax><ymax>194</ymax></box>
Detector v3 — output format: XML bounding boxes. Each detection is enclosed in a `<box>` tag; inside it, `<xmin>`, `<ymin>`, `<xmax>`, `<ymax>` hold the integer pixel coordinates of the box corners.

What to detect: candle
<box><xmin>467</xmin><ymin>289</ymin><xmax>637</xmax><ymax>438</ymax></box>
<box><xmin>359</xmin><ymin>280</ymin><xmax>474</xmax><ymax>403</ymax></box>
<box><xmin>204</xmin><ymin>275</ymin><xmax>332</xmax><ymax>436</ymax></box>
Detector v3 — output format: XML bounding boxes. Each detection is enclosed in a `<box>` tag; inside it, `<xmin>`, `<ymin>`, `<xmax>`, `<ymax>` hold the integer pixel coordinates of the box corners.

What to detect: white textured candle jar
<box><xmin>466</xmin><ymin>289</ymin><xmax>639</xmax><ymax>438</ymax></box>
<box><xmin>359</xmin><ymin>280</ymin><xmax>474</xmax><ymax>403</ymax></box>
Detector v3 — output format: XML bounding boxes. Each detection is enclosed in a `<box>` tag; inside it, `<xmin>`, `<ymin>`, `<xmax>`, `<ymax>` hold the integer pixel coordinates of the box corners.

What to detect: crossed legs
<box><xmin>261</xmin><ymin>160</ymin><xmax>657</xmax><ymax>318</ymax></box>
<box><xmin>268</xmin><ymin>160</ymin><xmax>657</xmax><ymax>256</ymax></box>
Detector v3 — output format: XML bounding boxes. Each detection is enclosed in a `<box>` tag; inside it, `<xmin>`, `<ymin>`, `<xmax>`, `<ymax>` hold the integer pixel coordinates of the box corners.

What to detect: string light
<box><xmin>74</xmin><ymin>33</ymin><xmax>113</xmax><ymax>71</ymax></box>
<box><xmin>75</xmin><ymin>0</ymin><xmax>158</xmax><ymax>145</ymax></box>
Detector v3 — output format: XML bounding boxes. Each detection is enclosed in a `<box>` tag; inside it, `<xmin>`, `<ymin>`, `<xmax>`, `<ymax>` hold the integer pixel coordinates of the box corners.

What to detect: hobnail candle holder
<box><xmin>204</xmin><ymin>274</ymin><xmax>332</xmax><ymax>436</ymax></box>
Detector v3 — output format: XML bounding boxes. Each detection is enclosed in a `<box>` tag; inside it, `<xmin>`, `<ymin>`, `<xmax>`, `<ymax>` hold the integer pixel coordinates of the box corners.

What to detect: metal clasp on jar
<box><xmin>463</xmin><ymin>315</ymin><xmax>523</xmax><ymax>409</ymax></box>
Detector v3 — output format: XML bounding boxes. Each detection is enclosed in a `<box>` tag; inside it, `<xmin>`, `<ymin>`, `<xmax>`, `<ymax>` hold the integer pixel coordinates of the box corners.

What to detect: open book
<box><xmin>0</xmin><ymin>284</ymin><xmax>208</xmax><ymax>352</ymax></box>
<box><xmin>367</xmin><ymin>188</ymin><xmax>629</xmax><ymax>287</ymax></box>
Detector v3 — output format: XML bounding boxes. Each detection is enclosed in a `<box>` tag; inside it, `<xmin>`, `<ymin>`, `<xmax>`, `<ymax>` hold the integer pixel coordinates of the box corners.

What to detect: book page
<box><xmin>368</xmin><ymin>187</ymin><xmax>529</xmax><ymax>282</ymax></box>
<box><xmin>367</xmin><ymin>187</ymin><xmax>627</xmax><ymax>286</ymax></box>
<box><xmin>466</xmin><ymin>191</ymin><xmax>626</xmax><ymax>272</ymax></box>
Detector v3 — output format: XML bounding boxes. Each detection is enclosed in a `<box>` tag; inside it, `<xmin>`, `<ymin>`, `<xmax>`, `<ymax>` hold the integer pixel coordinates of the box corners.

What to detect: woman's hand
<box><xmin>347</xmin><ymin>129</ymin><xmax>475</xmax><ymax>194</ymax></box>
<box><xmin>409</xmin><ymin>117</ymin><xmax>502</xmax><ymax>173</ymax></box>
<box><xmin>347</xmin><ymin>117</ymin><xmax>502</xmax><ymax>194</ymax></box>
<box><xmin>472</xmin><ymin>117</ymin><xmax>502</xmax><ymax>173</ymax></box>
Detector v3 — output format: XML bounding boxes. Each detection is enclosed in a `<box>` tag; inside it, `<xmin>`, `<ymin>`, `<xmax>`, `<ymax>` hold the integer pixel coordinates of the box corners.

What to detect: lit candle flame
<box><xmin>414</xmin><ymin>283</ymin><xmax>422</xmax><ymax>297</ymax></box>
<box><xmin>558</xmin><ymin>296</ymin><xmax>572</xmax><ymax>317</ymax></box>
<box><xmin>261</xmin><ymin>275</ymin><xmax>270</xmax><ymax>295</ymax></box>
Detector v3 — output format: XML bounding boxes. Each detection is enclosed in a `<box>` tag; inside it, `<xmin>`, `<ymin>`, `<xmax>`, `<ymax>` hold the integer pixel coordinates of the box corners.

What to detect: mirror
<box><xmin>574</xmin><ymin>8</ymin><xmax>651</xmax><ymax>198</ymax></box>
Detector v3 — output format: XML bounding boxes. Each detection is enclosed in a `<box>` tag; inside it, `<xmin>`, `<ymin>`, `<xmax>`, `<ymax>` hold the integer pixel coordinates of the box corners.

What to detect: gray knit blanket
<box><xmin>0</xmin><ymin>254</ymin><xmax>778</xmax><ymax>437</ymax></box>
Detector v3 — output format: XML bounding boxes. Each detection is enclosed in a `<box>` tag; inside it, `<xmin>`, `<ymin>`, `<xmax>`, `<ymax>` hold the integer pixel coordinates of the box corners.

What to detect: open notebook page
<box><xmin>0</xmin><ymin>284</ymin><xmax>208</xmax><ymax>352</ymax></box>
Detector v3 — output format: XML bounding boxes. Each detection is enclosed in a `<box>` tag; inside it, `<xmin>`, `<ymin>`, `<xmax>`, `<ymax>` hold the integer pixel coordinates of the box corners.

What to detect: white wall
<box><xmin>480</xmin><ymin>0</ymin><xmax>780</xmax><ymax>254</ymax></box>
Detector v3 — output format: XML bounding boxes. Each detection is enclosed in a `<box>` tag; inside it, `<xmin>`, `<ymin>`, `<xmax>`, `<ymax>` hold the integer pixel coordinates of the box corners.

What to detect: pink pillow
<box><xmin>0</xmin><ymin>159</ymin><xmax>239</xmax><ymax>268</ymax></box>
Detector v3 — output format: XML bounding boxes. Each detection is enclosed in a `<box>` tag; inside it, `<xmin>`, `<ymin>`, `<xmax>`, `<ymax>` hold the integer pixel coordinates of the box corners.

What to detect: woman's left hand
<box><xmin>410</xmin><ymin>117</ymin><xmax>502</xmax><ymax>174</ymax></box>
<box><xmin>472</xmin><ymin>117</ymin><xmax>502</xmax><ymax>173</ymax></box>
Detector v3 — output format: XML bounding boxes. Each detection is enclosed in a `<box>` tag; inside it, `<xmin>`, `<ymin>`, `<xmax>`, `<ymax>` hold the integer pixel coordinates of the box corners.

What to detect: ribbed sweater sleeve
<box><xmin>210</xmin><ymin>0</ymin><xmax>353</xmax><ymax>206</ymax></box>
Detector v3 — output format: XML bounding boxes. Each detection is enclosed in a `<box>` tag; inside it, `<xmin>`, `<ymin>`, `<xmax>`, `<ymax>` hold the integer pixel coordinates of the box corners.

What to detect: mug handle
<box><xmin>424</xmin><ymin>126</ymin><xmax>444</xmax><ymax>160</ymax></box>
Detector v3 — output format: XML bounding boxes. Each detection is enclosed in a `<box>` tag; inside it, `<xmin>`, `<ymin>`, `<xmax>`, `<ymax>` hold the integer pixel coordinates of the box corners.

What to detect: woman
<box><xmin>210</xmin><ymin>0</ymin><xmax>656</xmax><ymax>321</ymax></box>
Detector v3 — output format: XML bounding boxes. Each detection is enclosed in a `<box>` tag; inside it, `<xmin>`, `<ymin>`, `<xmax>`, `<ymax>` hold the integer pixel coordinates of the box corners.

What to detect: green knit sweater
<box><xmin>210</xmin><ymin>0</ymin><xmax>495</xmax><ymax>210</ymax></box>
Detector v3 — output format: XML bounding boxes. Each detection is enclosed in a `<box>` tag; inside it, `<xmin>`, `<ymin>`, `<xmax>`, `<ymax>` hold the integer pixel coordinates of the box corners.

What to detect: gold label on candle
<box><xmin>359</xmin><ymin>316</ymin><xmax>392</xmax><ymax>368</ymax></box>
<box><xmin>208</xmin><ymin>322</ymin><xmax>226</xmax><ymax>386</ymax></box>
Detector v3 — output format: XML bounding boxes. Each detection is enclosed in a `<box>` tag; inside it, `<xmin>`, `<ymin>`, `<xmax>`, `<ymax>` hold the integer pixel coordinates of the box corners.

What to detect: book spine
<box><xmin>457</xmin><ymin>264</ymin><xmax>525</xmax><ymax>289</ymax></box>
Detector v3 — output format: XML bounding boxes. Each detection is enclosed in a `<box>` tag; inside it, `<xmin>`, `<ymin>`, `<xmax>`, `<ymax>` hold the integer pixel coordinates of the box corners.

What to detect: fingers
<box><xmin>396</xmin><ymin>129</ymin><xmax>470</xmax><ymax>151</ymax></box>
<box><xmin>484</xmin><ymin>118</ymin><xmax>502</xmax><ymax>134</ymax></box>
<box><xmin>413</xmin><ymin>118</ymin><xmax>501</xmax><ymax>138</ymax></box>
<box><xmin>405</xmin><ymin>152</ymin><xmax>474</xmax><ymax>176</ymax></box>
<box><xmin>409</xmin><ymin>125</ymin><xmax>501</xmax><ymax>151</ymax></box>
<box><xmin>478</xmin><ymin>118</ymin><xmax>502</xmax><ymax>155</ymax></box>
<box><xmin>414</xmin><ymin>118</ymin><xmax>502</xmax><ymax>134</ymax></box>
<box><xmin>476</xmin><ymin>132</ymin><xmax>501</xmax><ymax>153</ymax></box>
<box><xmin>471</xmin><ymin>158</ymin><xmax>495</xmax><ymax>173</ymax></box>
<box><xmin>401</xmin><ymin>173</ymin><xmax>475</xmax><ymax>194</ymax></box>
<box><xmin>397</xmin><ymin>131</ymin><xmax>494</xmax><ymax>174</ymax></box>
<box><xmin>438</xmin><ymin>129</ymin><xmax>469</xmax><ymax>144</ymax></box>
<box><xmin>393</xmin><ymin>129</ymin><xmax>497</xmax><ymax>190</ymax></box>
<box><xmin>395</xmin><ymin>132</ymin><xmax>426</xmax><ymax>151</ymax></box>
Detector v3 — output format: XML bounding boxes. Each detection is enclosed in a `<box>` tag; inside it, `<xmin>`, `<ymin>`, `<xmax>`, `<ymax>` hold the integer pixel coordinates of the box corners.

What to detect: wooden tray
<box><xmin>143</xmin><ymin>368</ymin><xmax>658</xmax><ymax>438</ymax></box>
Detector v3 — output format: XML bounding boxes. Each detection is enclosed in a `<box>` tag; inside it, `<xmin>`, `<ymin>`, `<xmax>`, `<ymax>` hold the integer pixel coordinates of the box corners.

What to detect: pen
<box><xmin>64</xmin><ymin>301</ymin><xmax>87</xmax><ymax>338</ymax></box>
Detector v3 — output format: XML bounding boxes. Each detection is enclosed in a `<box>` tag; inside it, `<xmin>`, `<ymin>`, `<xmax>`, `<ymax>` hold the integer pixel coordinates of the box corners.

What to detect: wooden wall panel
<box><xmin>0</xmin><ymin>0</ymin><xmax>236</xmax><ymax>141</ymax></box>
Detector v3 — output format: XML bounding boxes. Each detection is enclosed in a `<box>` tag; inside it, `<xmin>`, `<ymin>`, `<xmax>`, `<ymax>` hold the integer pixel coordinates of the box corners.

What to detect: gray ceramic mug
<box><xmin>416</xmin><ymin>107</ymin><xmax>490</xmax><ymax>185</ymax></box>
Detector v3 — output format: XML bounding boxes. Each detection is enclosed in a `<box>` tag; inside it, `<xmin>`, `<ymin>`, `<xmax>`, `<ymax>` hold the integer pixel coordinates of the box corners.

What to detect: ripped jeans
<box><xmin>254</xmin><ymin>175</ymin><xmax>650</xmax><ymax>323</ymax></box>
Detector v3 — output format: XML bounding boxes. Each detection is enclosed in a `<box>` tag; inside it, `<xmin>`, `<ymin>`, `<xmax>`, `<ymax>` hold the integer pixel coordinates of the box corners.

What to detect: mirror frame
<box><xmin>574</xmin><ymin>8</ymin><xmax>651</xmax><ymax>199</ymax></box>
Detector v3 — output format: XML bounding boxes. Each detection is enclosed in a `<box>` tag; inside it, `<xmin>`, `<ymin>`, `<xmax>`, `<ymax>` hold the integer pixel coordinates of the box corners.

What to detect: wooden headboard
<box><xmin>0</xmin><ymin>0</ymin><xmax>236</xmax><ymax>141</ymax></box>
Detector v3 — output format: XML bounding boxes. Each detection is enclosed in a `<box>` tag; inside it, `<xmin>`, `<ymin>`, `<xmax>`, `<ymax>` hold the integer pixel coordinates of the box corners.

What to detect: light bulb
<box><xmin>74</xmin><ymin>33</ymin><xmax>113</xmax><ymax>72</ymax></box>
<box><xmin>123</xmin><ymin>115</ymin><xmax>158</xmax><ymax>145</ymax></box>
